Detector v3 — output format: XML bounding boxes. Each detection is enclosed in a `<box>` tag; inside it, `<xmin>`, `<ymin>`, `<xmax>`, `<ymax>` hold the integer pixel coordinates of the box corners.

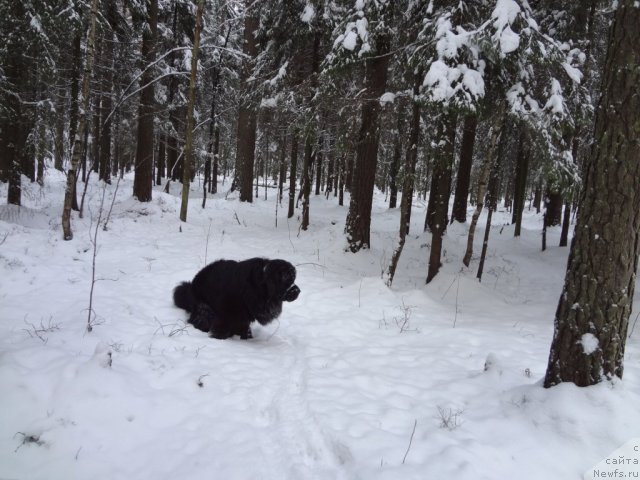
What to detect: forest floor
<box><xmin>1</xmin><ymin>170</ymin><xmax>639</xmax><ymax>480</ymax></box>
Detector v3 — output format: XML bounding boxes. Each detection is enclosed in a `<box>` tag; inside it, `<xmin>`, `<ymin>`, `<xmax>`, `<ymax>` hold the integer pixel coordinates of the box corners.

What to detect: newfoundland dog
<box><xmin>173</xmin><ymin>258</ymin><xmax>300</xmax><ymax>339</ymax></box>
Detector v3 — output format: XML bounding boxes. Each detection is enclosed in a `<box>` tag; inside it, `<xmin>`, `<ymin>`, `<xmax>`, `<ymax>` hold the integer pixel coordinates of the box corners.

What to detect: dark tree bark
<box><xmin>133</xmin><ymin>0</ymin><xmax>158</xmax><ymax>202</ymax></box>
<box><xmin>62</xmin><ymin>0</ymin><xmax>99</xmax><ymax>239</ymax></box>
<box><xmin>315</xmin><ymin>134</ymin><xmax>323</xmax><ymax>196</ymax></box>
<box><xmin>99</xmin><ymin>29</ymin><xmax>114</xmax><ymax>184</ymax></box>
<box><xmin>512</xmin><ymin>127</ymin><xmax>529</xmax><ymax>237</ymax></box>
<box><xmin>544</xmin><ymin>0</ymin><xmax>640</xmax><ymax>387</ymax></box>
<box><xmin>156</xmin><ymin>134</ymin><xmax>165</xmax><ymax>186</ymax></box>
<box><xmin>463</xmin><ymin>108</ymin><xmax>505</xmax><ymax>267</ymax></box>
<box><xmin>237</xmin><ymin>8</ymin><xmax>259</xmax><ymax>203</ymax></box>
<box><xmin>388</xmin><ymin>104</ymin><xmax>405</xmax><ymax>209</ymax></box>
<box><xmin>426</xmin><ymin>112</ymin><xmax>456</xmax><ymax>284</ymax></box>
<box><xmin>451</xmin><ymin>114</ymin><xmax>477</xmax><ymax>223</ymax></box>
<box><xmin>386</xmin><ymin>71</ymin><xmax>422</xmax><ymax>286</ymax></box>
<box><xmin>300</xmin><ymin>131</ymin><xmax>314</xmax><ymax>230</ymax></box>
<box><xmin>179</xmin><ymin>0</ymin><xmax>204</xmax><ymax>222</ymax></box>
<box><xmin>533</xmin><ymin>179</ymin><xmax>542</xmax><ymax>214</ymax></box>
<box><xmin>345</xmin><ymin>21</ymin><xmax>391</xmax><ymax>252</ymax></box>
<box><xmin>559</xmin><ymin>199</ymin><xmax>572</xmax><ymax>247</ymax></box>
<box><xmin>287</xmin><ymin>128</ymin><xmax>299</xmax><ymax>218</ymax></box>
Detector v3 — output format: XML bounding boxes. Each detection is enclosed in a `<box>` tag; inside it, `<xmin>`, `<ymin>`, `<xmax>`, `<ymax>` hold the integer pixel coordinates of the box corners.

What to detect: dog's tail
<box><xmin>173</xmin><ymin>282</ymin><xmax>195</xmax><ymax>313</ymax></box>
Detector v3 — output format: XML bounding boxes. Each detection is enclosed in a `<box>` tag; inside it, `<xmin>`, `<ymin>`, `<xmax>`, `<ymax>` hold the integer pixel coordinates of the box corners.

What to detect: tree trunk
<box><xmin>559</xmin><ymin>199</ymin><xmax>572</xmax><ymax>247</ymax></box>
<box><xmin>132</xmin><ymin>0</ymin><xmax>158</xmax><ymax>202</ymax></box>
<box><xmin>99</xmin><ymin>31</ymin><xmax>114</xmax><ymax>184</ymax></box>
<box><xmin>451</xmin><ymin>114</ymin><xmax>477</xmax><ymax>223</ymax></box>
<box><xmin>179</xmin><ymin>0</ymin><xmax>204</xmax><ymax>222</ymax></box>
<box><xmin>512</xmin><ymin>127</ymin><xmax>529</xmax><ymax>237</ymax></box>
<box><xmin>156</xmin><ymin>134</ymin><xmax>165</xmax><ymax>186</ymax></box>
<box><xmin>300</xmin><ymin>131</ymin><xmax>314</xmax><ymax>230</ymax></box>
<box><xmin>462</xmin><ymin>109</ymin><xmax>505</xmax><ymax>267</ymax></box>
<box><xmin>386</xmin><ymin>72</ymin><xmax>422</xmax><ymax>286</ymax></box>
<box><xmin>345</xmin><ymin>29</ymin><xmax>391</xmax><ymax>252</ymax></box>
<box><xmin>388</xmin><ymin>104</ymin><xmax>405</xmax><ymax>209</ymax></box>
<box><xmin>237</xmin><ymin>8</ymin><xmax>259</xmax><ymax>203</ymax></box>
<box><xmin>287</xmin><ymin>128</ymin><xmax>299</xmax><ymax>218</ymax></box>
<box><xmin>62</xmin><ymin>0</ymin><xmax>99</xmax><ymax>240</ymax></box>
<box><xmin>426</xmin><ymin>112</ymin><xmax>456</xmax><ymax>284</ymax></box>
<box><xmin>544</xmin><ymin>0</ymin><xmax>640</xmax><ymax>387</ymax></box>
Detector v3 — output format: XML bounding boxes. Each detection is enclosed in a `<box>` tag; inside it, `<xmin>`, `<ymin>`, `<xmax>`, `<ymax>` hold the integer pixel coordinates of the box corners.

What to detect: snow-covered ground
<box><xmin>1</xmin><ymin>171</ymin><xmax>639</xmax><ymax>480</ymax></box>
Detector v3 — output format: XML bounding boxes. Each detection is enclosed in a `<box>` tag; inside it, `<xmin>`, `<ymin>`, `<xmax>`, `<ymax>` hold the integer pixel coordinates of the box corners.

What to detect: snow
<box><xmin>341</xmin><ymin>30</ymin><xmax>358</xmax><ymax>51</ymax></box>
<box><xmin>300</xmin><ymin>5</ymin><xmax>315</xmax><ymax>24</ymax></box>
<box><xmin>491</xmin><ymin>0</ymin><xmax>523</xmax><ymax>56</ymax></box>
<box><xmin>581</xmin><ymin>333</ymin><xmax>600</xmax><ymax>355</ymax></box>
<box><xmin>379</xmin><ymin>92</ymin><xmax>396</xmax><ymax>106</ymax></box>
<box><xmin>1</xmin><ymin>170</ymin><xmax>640</xmax><ymax>480</ymax></box>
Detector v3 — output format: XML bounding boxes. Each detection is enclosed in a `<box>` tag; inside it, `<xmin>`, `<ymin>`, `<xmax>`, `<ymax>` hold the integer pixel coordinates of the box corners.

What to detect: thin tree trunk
<box><xmin>62</xmin><ymin>0</ymin><xmax>99</xmax><ymax>240</ymax></box>
<box><xmin>462</xmin><ymin>109</ymin><xmax>504</xmax><ymax>267</ymax></box>
<box><xmin>512</xmin><ymin>127</ymin><xmax>529</xmax><ymax>237</ymax></box>
<box><xmin>544</xmin><ymin>0</ymin><xmax>640</xmax><ymax>387</ymax></box>
<box><xmin>300</xmin><ymin>131</ymin><xmax>314</xmax><ymax>230</ymax></box>
<box><xmin>179</xmin><ymin>0</ymin><xmax>204</xmax><ymax>222</ymax></box>
<box><xmin>288</xmin><ymin>129</ymin><xmax>299</xmax><ymax>218</ymax></box>
<box><xmin>386</xmin><ymin>71</ymin><xmax>422</xmax><ymax>286</ymax></box>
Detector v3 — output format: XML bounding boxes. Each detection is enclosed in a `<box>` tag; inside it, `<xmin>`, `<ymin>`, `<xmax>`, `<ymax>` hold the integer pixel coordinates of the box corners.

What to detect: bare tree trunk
<box><xmin>62</xmin><ymin>0</ymin><xmax>99</xmax><ymax>240</ymax></box>
<box><xmin>179</xmin><ymin>0</ymin><xmax>204</xmax><ymax>222</ymax></box>
<box><xmin>287</xmin><ymin>129</ymin><xmax>299</xmax><ymax>218</ymax></box>
<box><xmin>237</xmin><ymin>8</ymin><xmax>259</xmax><ymax>203</ymax></box>
<box><xmin>300</xmin><ymin>131</ymin><xmax>314</xmax><ymax>230</ymax></box>
<box><xmin>544</xmin><ymin>0</ymin><xmax>640</xmax><ymax>387</ymax></box>
<box><xmin>132</xmin><ymin>0</ymin><xmax>158</xmax><ymax>202</ymax></box>
<box><xmin>451</xmin><ymin>114</ymin><xmax>477</xmax><ymax>223</ymax></box>
<box><xmin>462</xmin><ymin>109</ymin><xmax>504</xmax><ymax>267</ymax></box>
<box><xmin>345</xmin><ymin>24</ymin><xmax>390</xmax><ymax>252</ymax></box>
<box><xmin>386</xmin><ymin>71</ymin><xmax>422</xmax><ymax>286</ymax></box>
<box><xmin>512</xmin><ymin>126</ymin><xmax>528</xmax><ymax>237</ymax></box>
<box><xmin>426</xmin><ymin>112</ymin><xmax>456</xmax><ymax>284</ymax></box>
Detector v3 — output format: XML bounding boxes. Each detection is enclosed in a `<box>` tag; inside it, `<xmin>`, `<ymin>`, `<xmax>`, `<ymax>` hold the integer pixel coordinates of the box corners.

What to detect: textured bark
<box><xmin>62</xmin><ymin>0</ymin><xmax>99</xmax><ymax>239</ymax></box>
<box><xmin>287</xmin><ymin>129</ymin><xmax>299</xmax><ymax>218</ymax></box>
<box><xmin>179</xmin><ymin>0</ymin><xmax>204</xmax><ymax>222</ymax></box>
<box><xmin>512</xmin><ymin>127</ymin><xmax>529</xmax><ymax>237</ymax></box>
<box><xmin>462</xmin><ymin>110</ymin><xmax>504</xmax><ymax>267</ymax></box>
<box><xmin>99</xmin><ymin>30</ymin><xmax>114</xmax><ymax>183</ymax></box>
<box><xmin>386</xmin><ymin>72</ymin><xmax>422</xmax><ymax>286</ymax></box>
<box><xmin>388</xmin><ymin>104</ymin><xmax>405</xmax><ymax>209</ymax></box>
<box><xmin>544</xmin><ymin>0</ymin><xmax>640</xmax><ymax>387</ymax></box>
<box><xmin>451</xmin><ymin>114</ymin><xmax>477</xmax><ymax>223</ymax></box>
<box><xmin>426</xmin><ymin>113</ymin><xmax>456</xmax><ymax>284</ymax></box>
<box><xmin>345</xmin><ymin>29</ymin><xmax>391</xmax><ymax>252</ymax></box>
<box><xmin>132</xmin><ymin>0</ymin><xmax>158</xmax><ymax>202</ymax></box>
<box><xmin>237</xmin><ymin>9</ymin><xmax>259</xmax><ymax>203</ymax></box>
<box><xmin>300</xmin><ymin>132</ymin><xmax>314</xmax><ymax>231</ymax></box>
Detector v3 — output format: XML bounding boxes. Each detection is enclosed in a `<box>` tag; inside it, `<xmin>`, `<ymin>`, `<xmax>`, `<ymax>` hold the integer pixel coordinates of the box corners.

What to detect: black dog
<box><xmin>173</xmin><ymin>258</ymin><xmax>300</xmax><ymax>339</ymax></box>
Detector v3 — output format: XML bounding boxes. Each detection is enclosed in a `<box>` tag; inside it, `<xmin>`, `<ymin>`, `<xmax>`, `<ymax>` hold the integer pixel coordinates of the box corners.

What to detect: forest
<box><xmin>0</xmin><ymin>0</ymin><xmax>639</xmax><ymax>478</ymax></box>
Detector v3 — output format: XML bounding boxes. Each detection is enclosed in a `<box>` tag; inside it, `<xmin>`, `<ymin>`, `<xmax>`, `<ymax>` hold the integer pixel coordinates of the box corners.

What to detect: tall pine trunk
<box><xmin>426</xmin><ymin>112</ymin><xmax>456</xmax><ymax>284</ymax></box>
<box><xmin>237</xmin><ymin>8</ymin><xmax>259</xmax><ymax>203</ymax></box>
<box><xmin>62</xmin><ymin>0</ymin><xmax>99</xmax><ymax>240</ymax></box>
<box><xmin>179</xmin><ymin>0</ymin><xmax>204</xmax><ymax>222</ymax></box>
<box><xmin>287</xmin><ymin>129</ymin><xmax>299</xmax><ymax>218</ymax></box>
<box><xmin>345</xmin><ymin>31</ymin><xmax>390</xmax><ymax>252</ymax></box>
<box><xmin>132</xmin><ymin>0</ymin><xmax>158</xmax><ymax>202</ymax></box>
<box><xmin>462</xmin><ymin>109</ymin><xmax>505</xmax><ymax>267</ymax></box>
<box><xmin>544</xmin><ymin>0</ymin><xmax>640</xmax><ymax>387</ymax></box>
<box><xmin>451</xmin><ymin>114</ymin><xmax>477</xmax><ymax>223</ymax></box>
<box><xmin>386</xmin><ymin>71</ymin><xmax>422</xmax><ymax>286</ymax></box>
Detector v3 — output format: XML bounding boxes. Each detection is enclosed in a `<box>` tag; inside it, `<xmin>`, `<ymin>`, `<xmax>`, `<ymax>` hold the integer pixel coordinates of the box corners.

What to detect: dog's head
<box><xmin>263</xmin><ymin>259</ymin><xmax>300</xmax><ymax>302</ymax></box>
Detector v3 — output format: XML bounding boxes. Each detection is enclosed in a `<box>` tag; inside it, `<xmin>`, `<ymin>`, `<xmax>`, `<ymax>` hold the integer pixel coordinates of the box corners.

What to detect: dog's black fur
<box><xmin>173</xmin><ymin>258</ymin><xmax>300</xmax><ymax>339</ymax></box>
